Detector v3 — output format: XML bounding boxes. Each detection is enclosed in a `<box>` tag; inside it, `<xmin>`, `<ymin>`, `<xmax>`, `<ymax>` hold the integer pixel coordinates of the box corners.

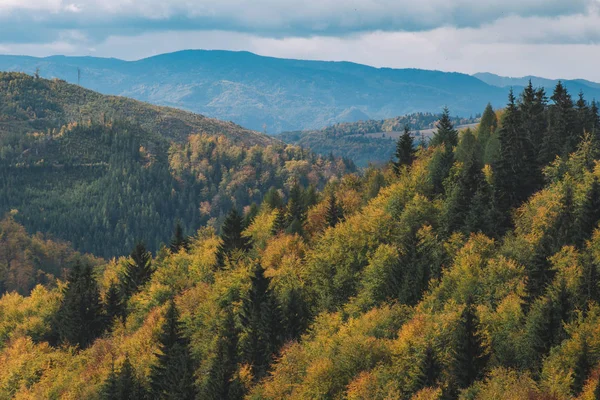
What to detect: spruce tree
<box><xmin>286</xmin><ymin>183</ymin><xmax>306</xmax><ymax>226</ymax></box>
<box><xmin>271</xmin><ymin>207</ymin><xmax>287</xmax><ymax>235</ymax></box>
<box><xmin>239</xmin><ymin>263</ymin><xmax>283</xmax><ymax>381</ymax></box>
<box><xmin>122</xmin><ymin>241</ymin><xmax>153</xmax><ymax>298</ymax></box>
<box><xmin>413</xmin><ymin>344</ymin><xmax>441</xmax><ymax>393</ymax></box>
<box><xmin>101</xmin><ymin>357</ymin><xmax>148</xmax><ymax>400</ymax></box>
<box><xmin>263</xmin><ymin>188</ymin><xmax>283</xmax><ymax>210</ymax></box>
<box><xmin>325</xmin><ymin>193</ymin><xmax>343</xmax><ymax>228</ymax></box>
<box><xmin>478</xmin><ymin>103</ymin><xmax>498</xmax><ymax>149</ymax></box>
<box><xmin>393</xmin><ymin>125</ymin><xmax>416</xmax><ymax>173</ymax></box>
<box><xmin>430</xmin><ymin>107</ymin><xmax>459</xmax><ymax>195</ymax></box>
<box><xmin>202</xmin><ymin>308</ymin><xmax>242</xmax><ymax>400</ymax></box>
<box><xmin>452</xmin><ymin>301</ymin><xmax>488</xmax><ymax>390</ymax></box>
<box><xmin>494</xmin><ymin>89</ymin><xmax>537</xmax><ymax>226</ymax></box>
<box><xmin>281</xmin><ymin>287</ymin><xmax>309</xmax><ymax>342</ymax></box>
<box><xmin>216</xmin><ymin>208</ymin><xmax>252</xmax><ymax>268</ymax></box>
<box><xmin>52</xmin><ymin>262</ymin><xmax>106</xmax><ymax>349</ymax></box>
<box><xmin>149</xmin><ymin>301</ymin><xmax>197</xmax><ymax>400</ymax></box>
<box><xmin>519</xmin><ymin>81</ymin><xmax>547</xmax><ymax>176</ymax></box>
<box><xmin>244</xmin><ymin>203</ymin><xmax>260</xmax><ymax>228</ymax></box>
<box><xmin>541</xmin><ymin>81</ymin><xmax>576</xmax><ymax>163</ymax></box>
<box><xmin>170</xmin><ymin>221</ymin><xmax>189</xmax><ymax>253</ymax></box>
<box><xmin>105</xmin><ymin>282</ymin><xmax>125</xmax><ymax>325</ymax></box>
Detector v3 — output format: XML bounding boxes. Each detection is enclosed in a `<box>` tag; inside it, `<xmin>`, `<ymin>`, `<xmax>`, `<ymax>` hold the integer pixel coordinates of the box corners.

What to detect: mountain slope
<box><xmin>0</xmin><ymin>73</ymin><xmax>351</xmax><ymax>258</ymax></box>
<box><xmin>0</xmin><ymin>50</ymin><xmax>509</xmax><ymax>133</ymax></box>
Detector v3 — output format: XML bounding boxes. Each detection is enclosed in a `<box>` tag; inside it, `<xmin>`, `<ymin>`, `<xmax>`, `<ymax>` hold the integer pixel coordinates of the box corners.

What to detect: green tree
<box><xmin>105</xmin><ymin>282</ymin><xmax>125</xmax><ymax>326</ymax></box>
<box><xmin>51</xmin><ymin>262</ymin><xmax>105</xmax><ymax>349</ymax></box>
<box><xmin>216</xmin><ymin>208</ymin><xmax>252</xmax><ymax>268</ymax></box>
<box><xmin>478</xmin><ymin>103</ymin><xmax>498</xmax><ymax>149</ymax></box>
<box><xmin>541</xmin><ymin>81</ymin><xmax>576</xmax><ymax>163</ymax></box>
<box><xmin>101</xmin><ymin>357</ymin><xmax>147</xmax><ymax>400</ymax></box>
<box><xmin>170</xmin><ymin>221</ymin><xmax>189</xmax><ymax>253</ymax></box>
<box><xmin>572</xmin><ymin>337</ymin><xmax>592</xmax><ymax>396</ymax></box>
<box><xmin>451</xmin><ymin>301</ymin><xmax>488</xmax><ymax>390</ymax></box>
<box><xmin>430</xmin><ymin>107</ymin><xmax>459</xmax><ymax>195</ymax></box>
<box><xmin>202</xmin><ymin>308</ymin><xmax>243</xmax><ymax>400</ymax></box>
<box><xmin>149</xmin><ymin>301</ymin><xmax>197</xmax><ymax>400</ymax></box>
<box><xmin>122</xmin><ymin>241</ymin><xmax>153</xmax><ymax>298</ymax></box>
<box><xmin>394</xmin><ymin>125</ymin><xmax>416</xmax><ymax>173</ymax></box>
<box><xmin>239</xmin><ymin>263</ymin><xmax>283</xmax><ymax>381</ymax></box>
<box><xmin>325</xmin><ymin>193</ymin><xmax>343</xmax><ymax>228</ymax></box>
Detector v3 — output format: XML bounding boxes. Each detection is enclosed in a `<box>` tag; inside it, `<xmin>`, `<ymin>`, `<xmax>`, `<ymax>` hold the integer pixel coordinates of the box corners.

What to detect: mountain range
<box><xmin>0</xmin><ymin>50</ymin><xmax>536</xmax><ymax>133</ymax></box>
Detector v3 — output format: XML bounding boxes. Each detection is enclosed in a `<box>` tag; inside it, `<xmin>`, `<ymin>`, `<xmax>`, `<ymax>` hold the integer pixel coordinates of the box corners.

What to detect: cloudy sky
<box><xmin>1</xmin><ymin>0</ymin><xmax>600</xmax><ymax>80</ymax></box>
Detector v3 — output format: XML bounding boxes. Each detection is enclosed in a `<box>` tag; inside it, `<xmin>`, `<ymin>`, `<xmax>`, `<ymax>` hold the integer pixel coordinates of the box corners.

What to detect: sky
<box><xmin>1</xmin><ymin>0</ymin><xmax>600</xmax><ymax>80</ymax></box>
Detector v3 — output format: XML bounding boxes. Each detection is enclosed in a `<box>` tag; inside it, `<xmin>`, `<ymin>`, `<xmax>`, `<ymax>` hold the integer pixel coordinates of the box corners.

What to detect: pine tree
<box><xmin>101</xmin><ymin>357</ymin><xmax>148</xmax><ymax>400</ymax></box>
<box><xmin>239</xmin><ymin>263</ymin><xmax>283</xmax><ymax>381</ymax></box>
<box><xmin>430</xmin><ymin>107</ymin><xmax>458</xmax><ymax>149</ymax></box>
<box><xmin>263</xmin><ymin>187</ymin><xmax>283</xmax><ymax>210</ymax></box>
<box><xmin>286</xmin><ymin>183</ymin><xmax>306</xmax><ymax>226</ymax></box>
<box><xmin>325</xmin><ymin>193</ymin><xmax>343</xmax><ymax>228</ymax></box>
<box><xmin>541</xmin><ymin>81</ymin><xmax>576</xmax><ymax>163</ymax></box>
<box><xmin>452</xmin><ymin>301</ymin><xmax>488</xmax><ymax>390</ymax></box>
<box><xmin>494</xmin><ymin>89</ymin><xmax>537</xmax><ymax>226</ymax></box>
<box><xmin>149</xmin><ymin>301</ymin><xmax>197</xmax><ymax>400</ymax></box>
<box><xmin>519</xmin><ymin>81</ymin><xmax>547</xmax><ymax>177</ymax></box>
<box><xmin>478</xmin><ymin>103</ymin><xmax>498</xmax><ymax>149</ymax></box>
<box><xmin>393</xmin><ymin>125</ymin><xmax>416</xmax><ymax>173</ymax></box>
<box><xmin>216</xmin><ymin>208</ymin><xmax>252</xmax><ymax>268</ymax></box>
<box><xmin>271</xmin><ymin>207</ymin><xmax>287</xmax><ymax>235</ymax></box>
<box><xmin>281</xmin><ymin>287</ymin><xmax>309</xmax><ymax>342</ymax></box>
<box><xmin>170</xmin><ymin>221</ymin><xmax>189</xmax><ymax>253</ymax></box>
<box><xmin>122</xmin><ymin>241</ymin><xmax>153</xmax><ymax>298</ymax></box>
<box><xmin>52</xmin><ymin>262</ymin><xmax>106</xmax><ymax>348</ymax></box>
<box><xmin>244</xmin><ymin>203</ymin><xmax>260</xmax><ymax>228</ymax></box>
<box><xmin>202</xmin><ymin>308</ymin><xmax>242</xmax><ymax>400</ymax></box>
<box><xmin>430</xmin><ymin>107</ymin><xmax>459</xmax><ymax>195</ymax></box>
<box><xmin>105</xmin><ymin>282</ymin><xmax>125</xmax><ymax>326</ymax></box>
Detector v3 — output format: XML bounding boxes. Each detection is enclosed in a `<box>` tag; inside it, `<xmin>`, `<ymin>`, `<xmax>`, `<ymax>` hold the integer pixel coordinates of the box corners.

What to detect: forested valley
<box><xmin>4</xmin><ymin>76</ymin><xmax>600</xmax><ymax>399</ymax></box>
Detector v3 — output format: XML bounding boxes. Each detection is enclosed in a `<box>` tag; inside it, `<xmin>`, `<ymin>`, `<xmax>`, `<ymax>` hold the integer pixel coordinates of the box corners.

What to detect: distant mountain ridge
<box><xmin>473</xmin><ymin>72</ymin><xmax>600</xmax><ymax>98</ymax></box>
<box><xmin>0</xmin><ymin>50</ymin><xmax>511</xmax><ymax>133</ymax></box>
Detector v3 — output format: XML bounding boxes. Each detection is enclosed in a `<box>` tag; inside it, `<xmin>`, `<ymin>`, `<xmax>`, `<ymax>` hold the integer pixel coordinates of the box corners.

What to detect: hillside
<box><xmin>279</xmin><ymin>112</ymin><xmax>479</xmax><ymax>167</ymax></box>
<box><xmin>4</xmin><ymin>82</ymin><xmax>600</xmax><ymax>399</ymax></box>
<box><xmin>0</xmin><ymin>50</ymin><xmax>509</xmax><ymax>133</ymax></box>
<box><xmin>0</xmin><ymin>73</ymin><xmax>352</xmax><ymax>258</ymax></box>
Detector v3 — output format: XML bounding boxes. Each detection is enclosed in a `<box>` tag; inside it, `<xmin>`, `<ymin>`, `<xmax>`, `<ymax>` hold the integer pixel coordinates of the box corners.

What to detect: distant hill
<box><xmin>279</xmin><ymin>112</ymin><xmax>479</xmax><ymax>167</ymax></box>
<box><xmin>473</xmin><ymin>72</ymin><xmax>600</xmax><ymax>99</ymax></box>
<box><xmin>0</xmin><ymin>73</ymin><xmax>351</xmax><ymax>257</ymax></box>
<box><xmin>0</xmin><ymin>50</ymin><xmax>510</xmax><ymax>133</ymax></box>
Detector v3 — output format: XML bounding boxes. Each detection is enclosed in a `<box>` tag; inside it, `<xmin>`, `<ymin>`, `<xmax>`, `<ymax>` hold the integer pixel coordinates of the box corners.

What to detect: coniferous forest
<box><xmin>5</xmin><ymin>73</ymin><xmax>600</xmax><ymax>400</ymax></box>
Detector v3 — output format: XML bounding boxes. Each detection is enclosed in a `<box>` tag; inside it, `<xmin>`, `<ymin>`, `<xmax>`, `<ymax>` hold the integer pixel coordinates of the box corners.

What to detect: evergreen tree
<box><xmin>149</xmin><ymin>301</ymin><xmax>197</xmax><ymax>400</ymax></box>
<box><xmin>519</xmin><ymin>81</ymin><xmax>547</xmax><ymax>175</ymax></box>
<box><xmin>286</xmin><ymin>183</ymin><xmax>306</xmax><ymax>226</ymax></box>
<box><xmin>494</xmin><ymin>89</ymin><xmax>537</xmax><ymax>225</ymax></box>
<box><xmin>430</xmin><ymin>107</ymin><xmax>458</xmax><ymax>149</ymax></box>
<box><xmin>414</xmin><ymin>344</ymin><xmax>441</xmax><ymax>392</ymax></box>
<box><xmin>541</xmin><ymin>81</ymin><xmax>576</xmax><ymax>163</ymax></box>
<box><xmin>281</xmin><ymin>287</ymin><xmax>310</xmax><ymax>342</ymax></box>
<box><xmin>595</xmin><ymin>378</ymin><xmax>600</xmax><ymax>400</ymax></box>
<box><xmin>325</xmin><ymin>193</ymin><xmax>343</xmax><ymax>228</ymax></box>
<box><xmin>170</xmin><ymin>221</ymin><xmax>189</xmax><ymax>253</ymax></box>
<box><xmin>452</xmin><ymin>301</ymin><xmax>488</xmax><ymax>390</ymax></box>
<box><xmin>216</xmin><ymin>208</ymin><xmax>252</xmax><ymax>268</ymax></box>
<box><xmin>239</xmin><ymin>263</ymin><xmax>283</xmax><ymax>381</ymax></box>
<box><xmin>271</xmin><ymin>207</ymin><xmax>287</xmax><ymax>235</ymax></box>
<box><xmin>101</xmin><ymin>357</ymin><xmax>148</xmax><ymax>400</ymax></box>
<box><xmin>122</xmin><ymin>241</ymin><xmax>153</xmax><ymax>298</ymax></box>
<box><xmin>263</xmin><ymin>187</ymin><xmax>283</xmax><ymax>210</ymax></box>
<box><xmin>51</xmin><ymin>262</ymin><xmax>106</xmax><ymax>349</ymax></box>
<box><xmin>478</xmin><ymin>103</ymin><xmax>497</xmax><ymax>149</ymax></box>
<box><xmin>393</xmin><ymin>125</ymin><xmax>416</xmax><ymax>173</ymax></box>
<box><xmin>105</xmin><ymin>282</ymin><xmax>125</xmax><ymax>326</ymax></box>
<box><xmin>430</xmin><ymin>107</ymin><xmax>459</xmax><ymax>195</ymax></box>
<box><xmin>202</xmin><ymin>308</ymin><xmax>243</xmax><ymax>400</ymax></box>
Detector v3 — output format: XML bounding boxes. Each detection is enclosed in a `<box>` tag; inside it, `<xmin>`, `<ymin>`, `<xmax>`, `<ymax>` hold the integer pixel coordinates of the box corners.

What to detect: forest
<box><xmin>3</xmin><ymin>79</ymin><xmax>600</xmax><ymax>399</ymax></box>
<box><xmin>0</xmin><ymin>73</ymin><xmax>353</xmax><ymax>258</ymax></box>
<box><xmin>278</xmin><ymin>113</ymin><xmax>479</xmax><ymax>167</ymax></box>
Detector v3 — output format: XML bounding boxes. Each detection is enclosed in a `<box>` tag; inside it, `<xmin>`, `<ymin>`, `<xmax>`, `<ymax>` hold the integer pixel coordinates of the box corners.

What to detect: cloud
<box><xmin>0</xmin><ymin>0</ymin><xmax>593</xmax><ymax>44</ymax></box>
